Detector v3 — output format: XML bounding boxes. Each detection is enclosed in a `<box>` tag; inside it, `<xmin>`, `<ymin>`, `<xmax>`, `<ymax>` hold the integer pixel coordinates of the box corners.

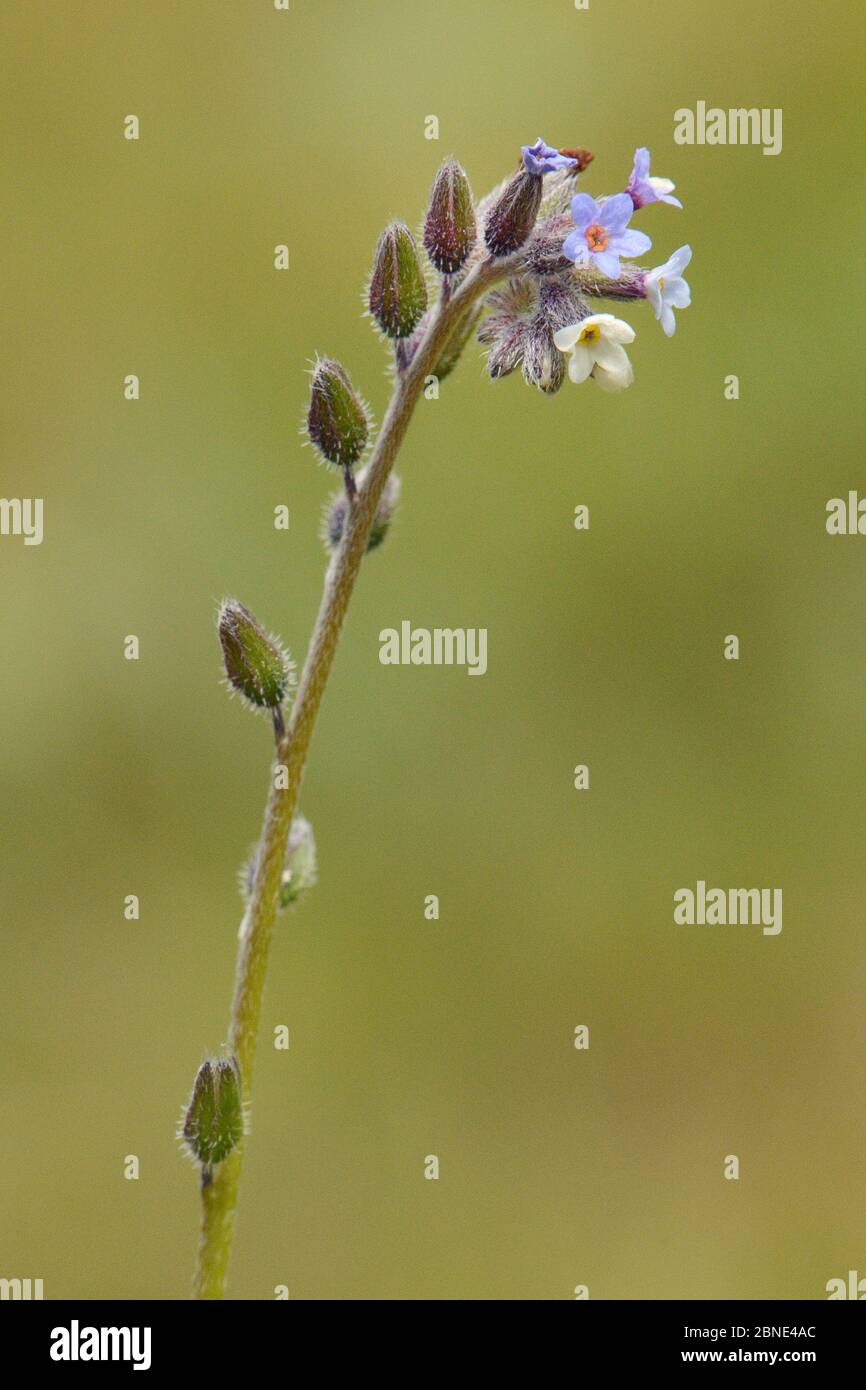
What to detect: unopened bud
<box><xmin>485</xmin><ymin>323</ymin><xmax>527</xmax><ymax>380</ymax></box>
<box><xmin>218</xmin><ymin>600</ymin><xmax>293</xmax><ymax>711</ymax></box>
<box><xmin>181</xmin><ymin>1057</ymin><xmax>243</xmax><ymax>1169</ymax></box>
<box><xmin>323</xmin><ymin>469</ymin><xmax>400</xmax><ymax>553</ymax></box>
<box><xmin>522</xmin><ymin>280</ymin><xmax>586</xmax><ymax>395</ymax></box>
<box><xmin>424</xmin><ymin>159</ymin><xmax>476</xmax><ymax>274</ymax></box>
<box><xmin>484</xmin><ymin>169</ymin><xmax>543</xmax><ymax>257</ymax></box>
<box><xmin>241</xmin><ymin>814</ymin><xmax>318</xmax><ymax>910</ymax></box>
<box><xmin>369</xmin><ymin>221</ymin><xmax>427</xmax><ymax>338</ymax></box>
<box><xmin>306</xmin><ymin>357</ymin><xmax>369</xmax><ymax>468</ymax></box>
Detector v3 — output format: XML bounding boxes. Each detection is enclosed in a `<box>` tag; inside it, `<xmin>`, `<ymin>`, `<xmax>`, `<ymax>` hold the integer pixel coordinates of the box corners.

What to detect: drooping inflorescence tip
<box><xmin>180</xmin><ymin>1056</ymin><xmax>244</xmax><ymax>1173</ymax></box>
<box><xmin>218</xmin><ymin>600</ymin><xmax>294</xmax><ymax>713</ymax></box>
<box><xmin>306</xmin><ymin>356</ymin><xmax>369</xmax><ymax>470</ymax></box>
<box><xmin>369</xmin><ymin>221</ymin><xmax>427</xmax><ymax>338</ymax></box>
<box><xmin>241</xmin><ymin>814</ymin><xmax>318</xmax><ymax>911</ymax></box>
<box><xmin>423</xmin><ymin>158</ymin><xmax>476</xmax><ymax>275</ymax></box>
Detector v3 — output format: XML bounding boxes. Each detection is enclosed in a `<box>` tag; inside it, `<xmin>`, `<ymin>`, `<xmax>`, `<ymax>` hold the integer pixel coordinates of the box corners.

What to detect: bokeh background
<box><xmin>1</xmin><ymin>0</ymin><xmax>863</xmax><ymax>1300</ymax></box>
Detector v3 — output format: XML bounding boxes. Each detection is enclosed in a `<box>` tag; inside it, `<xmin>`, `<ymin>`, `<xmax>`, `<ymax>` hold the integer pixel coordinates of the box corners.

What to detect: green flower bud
<box><xmin>181</xmin><ymin>1057</ymin><xmax>244</xmax><ymax>1169</ymax></box>
<box><xmin>322</xmin><ymin>469</ymin><xmax>400</xmax><ymax>554</ymax></box>
<box><xmin>369</xmin><ymin>221</ymin><xmax>427</xmax><ymax>338</ymax></box>
<box><xmin>484</xmin><ymin>168</ymin><xmax>542</xmax><ymax>257</ymax></box>
<box><xmin>240</xmin><ymin>814</ymin><xmax>318</xmax><ymax>911</ymax></box>
<box><xmin>423</xmin><ymin>159</ymin><xmax>476</xmax><ymax>274</ymax></box>
<box><xmin>218</xmin><ymin>600</ymin><xmax>294</xmax><ymax>711</ymax></box>
<box><xmin>306</xmin><ymin>357</ymin><xmax>369</xmax><ymax>469</ymax></box>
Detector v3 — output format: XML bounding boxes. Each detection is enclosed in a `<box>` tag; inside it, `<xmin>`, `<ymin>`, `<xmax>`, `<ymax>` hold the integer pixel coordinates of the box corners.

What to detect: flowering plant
<box><xmin>183</xmin><ymin>137</ymin><xmax>693</xmax><ymax>1298</ymax></box>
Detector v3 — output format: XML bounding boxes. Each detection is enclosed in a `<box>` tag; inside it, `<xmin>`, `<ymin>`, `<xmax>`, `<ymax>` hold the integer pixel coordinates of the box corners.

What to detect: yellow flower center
<box><xmin>585</xmin><ymin>223</ymin><xmax>608</xmax><ymax>252</ymax></box>
<box><xmin>579</xmin><ymin>324</ymin><xmax>601</xmax><ymax>345</ymax></box>
<box><xmin>658</xmin><ymin>276</ymin><xmax>666</xmax><ymax>291</ymax></box>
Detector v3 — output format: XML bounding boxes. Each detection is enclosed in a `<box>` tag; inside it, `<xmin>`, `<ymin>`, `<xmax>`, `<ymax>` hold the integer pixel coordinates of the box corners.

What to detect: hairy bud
<box><xmin>369</xmin><ymin>222</ymin><xmax>427</xmax><ymax>338</ymax></box>
<box><xmin>218</xmin><ymin>600</ymin><xmax>293</xmax><ymax>711</ymax></box>
<box><xmin>523</xmin><ymin>279</ymin><xmax>587</xmax><ymax>395</ymax></box>
<box><xmin>484</xmin><ymin>169</ymin><xmax>543</xmax><ymax>257</ymax></box>
<box><xmin>424</xmin><ymin>158</ymin><xmax>476</xmax><ymax>274</ymax></box>
<box><xmin>323</xmin><ymin>469</ymin><xmax>400</xmax><ymax>553</ymax></box>
<box><xmin>241</xmin><ymin>814</ymin><xmax>318</xmax><ymax>911</ymax></box>
<box><xmin>181</xmin><ymin>1057</ymin><xmax>244</xmax><ymax>1170</ymax></box>
<box><xmin>306</xmin><ymin>357</ymin><xmax>369</xmax><ymax>468</ymax></box>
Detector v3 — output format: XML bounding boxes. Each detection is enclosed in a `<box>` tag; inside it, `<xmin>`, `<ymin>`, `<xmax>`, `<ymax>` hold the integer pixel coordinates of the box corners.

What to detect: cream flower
<box><xmin>644</xmin><ymin>245</ymin><xmax>692</xmax><ymax>336</ymax></box>
<box><xmin>553</xmin><ymin>313</ymin><xmax>636</xmax><ymax>392</ymax></box>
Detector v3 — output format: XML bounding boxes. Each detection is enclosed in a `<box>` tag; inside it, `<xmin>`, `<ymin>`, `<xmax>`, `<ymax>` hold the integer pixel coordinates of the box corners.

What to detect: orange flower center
<box><xmin>585</xmin><ymin>223</ymin><xmax>608</xmax><ymax>252</ymax></box>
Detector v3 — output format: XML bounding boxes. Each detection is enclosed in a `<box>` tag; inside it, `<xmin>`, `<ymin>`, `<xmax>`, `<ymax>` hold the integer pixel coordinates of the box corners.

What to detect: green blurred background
<box><xmin>1</xmin><ymin>0</ymin><xmax>863</xmax><ymax>1300</ymax></box>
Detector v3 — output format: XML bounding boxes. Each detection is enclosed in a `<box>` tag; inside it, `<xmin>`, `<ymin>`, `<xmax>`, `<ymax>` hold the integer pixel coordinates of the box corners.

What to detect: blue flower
<box><xmin>626</xmin><ymin>147</ymin><xmax>682</xmax><ymax>209</ymax></box>
<box><xmin>563</xmin><ymin>193</ymin><xmax>652</xmax><ymax>279</ymax></box>
<box><xmin>521</xmin><ymin>138</ymin><xmax>578</xmax><ymax>176</ymax></box>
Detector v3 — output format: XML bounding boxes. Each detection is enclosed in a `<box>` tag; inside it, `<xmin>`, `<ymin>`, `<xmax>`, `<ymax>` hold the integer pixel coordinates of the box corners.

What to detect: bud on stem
<box><xmin>218</xmin><ymin>601</ymin><xmax>294</xmax><ymax>713</ymax></box>
<box><xmin>323</xmin><ymin>468</ymin><xmax>400</xmax><ymax>554</ymax></box>
<box><xmin>424</xmin><ymin>158</ymin><xmax>476</xmax><ymax>274</ymax></box>
<box><xmin>484</xmin><ymin>168</ymin><xmax>543</xmax><ymax>257</ymax></box>
<box><xmin>369</xmin><ymin>222</ymin><xmax>427</xmax><ymax>338</ymax></box>
<box><xmin>306</xmin><ymin>357</ymin><xmax>369</xmax><ymax>469</ymax></box>
<box><xmin>181</xmin><ymin>1057</ymin><xmax>244</xmax><ymax>1175</ymax></box>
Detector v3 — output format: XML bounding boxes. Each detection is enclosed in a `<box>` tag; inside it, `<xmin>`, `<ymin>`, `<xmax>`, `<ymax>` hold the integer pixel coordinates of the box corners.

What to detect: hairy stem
<box><xmin>192</xmin><ymin>250</ymin><xmax>512</xmax><ymax>1300</ymax></box>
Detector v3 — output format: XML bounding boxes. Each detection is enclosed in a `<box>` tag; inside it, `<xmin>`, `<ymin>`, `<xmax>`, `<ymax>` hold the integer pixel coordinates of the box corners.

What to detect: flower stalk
<box><xmin>188</xmin><ymin>136</ymin><xmax>693</xmax><ymax>1297</ymax></box>
<box><xmin>191</xmin><ymin>250</ymin><xmax>515</xmax><ymax>1300</ymax></box>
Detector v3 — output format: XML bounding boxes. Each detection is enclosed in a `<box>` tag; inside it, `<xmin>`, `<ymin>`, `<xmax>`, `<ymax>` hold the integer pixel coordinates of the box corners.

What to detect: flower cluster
<box><xmin>479</xmin><ymin>140</ymin><xmax>693</xmax><ymax>393</ymax></box>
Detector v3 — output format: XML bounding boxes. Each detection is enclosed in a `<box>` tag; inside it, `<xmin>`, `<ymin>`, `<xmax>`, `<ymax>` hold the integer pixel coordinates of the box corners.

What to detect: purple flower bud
<box><xmin>484</xmin><ymin>168</ymin><xmax>543</xmax><ymax>257</ymax></box>
<box><xmin>306</xmin><ymin>357</ymin><xmax>369</xmax><ymax>468</ymax></box>
<box><xmin>521</xmin><ymin>138</ymin><xmax>578</xmax><ymax>176</ymax></box>
<box><xmin>369</xmin><ymin>222</ymin><xmax>427</xmax><ymax>338</ymax></box>
<box><xmin>424</xmin><ymin>158</ymin><xmax>476</xmax><ymax>274</ymax></box>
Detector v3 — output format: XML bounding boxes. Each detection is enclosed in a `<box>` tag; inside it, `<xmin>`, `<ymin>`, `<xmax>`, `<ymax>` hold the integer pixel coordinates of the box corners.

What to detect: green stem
<box><xmin>192</xmin><ymin>251</ymin><xmax>512</xmax><ymax>1300</ymax></box>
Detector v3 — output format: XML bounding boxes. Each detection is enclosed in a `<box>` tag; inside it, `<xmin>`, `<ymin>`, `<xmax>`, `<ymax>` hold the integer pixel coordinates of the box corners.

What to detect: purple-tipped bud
<box><xmin>424</xmin><ymin>158</ymin><xmax>476</xmax><ymax>274</ymax></box>
<box><xmin>306</xmin><ymin>357</ymin><xmax>369</xmax><ymax>468</ymax></box>
<box><xmin>181</xmin><ymin>1057</ymin><xmax>243</xmax><ymax>1168</ymax></box>
<box><xmin>323</xmin><ymin>469</ymin><xmax>400</xmax><ymax>554</ymax></box>
<box><xmin>369</xmin><ymin>222</ymin><xmax>427</xmax><ymax>338</ymax></box>
<box><xmin>484</xmin><ymin>169</ymin><xmax>543</xmax><ymax>258</ymax></box>
<box><xmin>218</xmin><ymin>600</ymin><xmax>293</xmax><ymax>711</ymax></box>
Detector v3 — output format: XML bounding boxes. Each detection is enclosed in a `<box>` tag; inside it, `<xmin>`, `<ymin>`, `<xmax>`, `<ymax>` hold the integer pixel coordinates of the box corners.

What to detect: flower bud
<box><xmin>241</xmin><ymin>814</ymin><xmax>318</xmax><ymax>910</ymax></box>
<box><xmin>484</xmin><ymin>169</ymin><xmax>543</xmax><ymax>257</ymax></box>
<box><xmin>369</xmin><ymin>222</ymin><xmax>427</xmax><ymax>338</ymax></box>
<box><xmin>306</xmin><ymin>357</ymin><xmax>369</xmax><ymax>468</ymax></box>
<box><xmin>218</xmin><ymin>600</ymin><xmax>293</xmax><ymax>711</ymax></box>
<box><xmin>181</xmin><ymin>1057</ymin><xmax>244</xmax><ymax>1169</ymax></box>
<box><xmin>423</xmin><ymin>158</ymin><xmax>476</xmax><ymax>274</ymax></box>
<box><xmin>323</xmin><ymin>469</ymin><xmax>400</xmax><ymax>553</ymax></box>
<box><xmin>522</xmin><ymin>280</ymin><xmax>586</xmax><ymax>395</ymax></box>
<box><xmin>485</xmin><ymin>323</ymin><xmax>527</xmax><ymax>380</ymax></box>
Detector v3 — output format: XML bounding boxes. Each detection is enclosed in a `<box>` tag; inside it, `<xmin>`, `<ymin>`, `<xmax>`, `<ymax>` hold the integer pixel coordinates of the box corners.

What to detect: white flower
<box><xmin>644</xmin><ymin>245</ymin><xmax>692</xmax><ymax>336</ymax></box>
<box><xmin>553</xmin><ymin>313</ymin><xmax>636</xmax><ymax>392</ymax></box>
